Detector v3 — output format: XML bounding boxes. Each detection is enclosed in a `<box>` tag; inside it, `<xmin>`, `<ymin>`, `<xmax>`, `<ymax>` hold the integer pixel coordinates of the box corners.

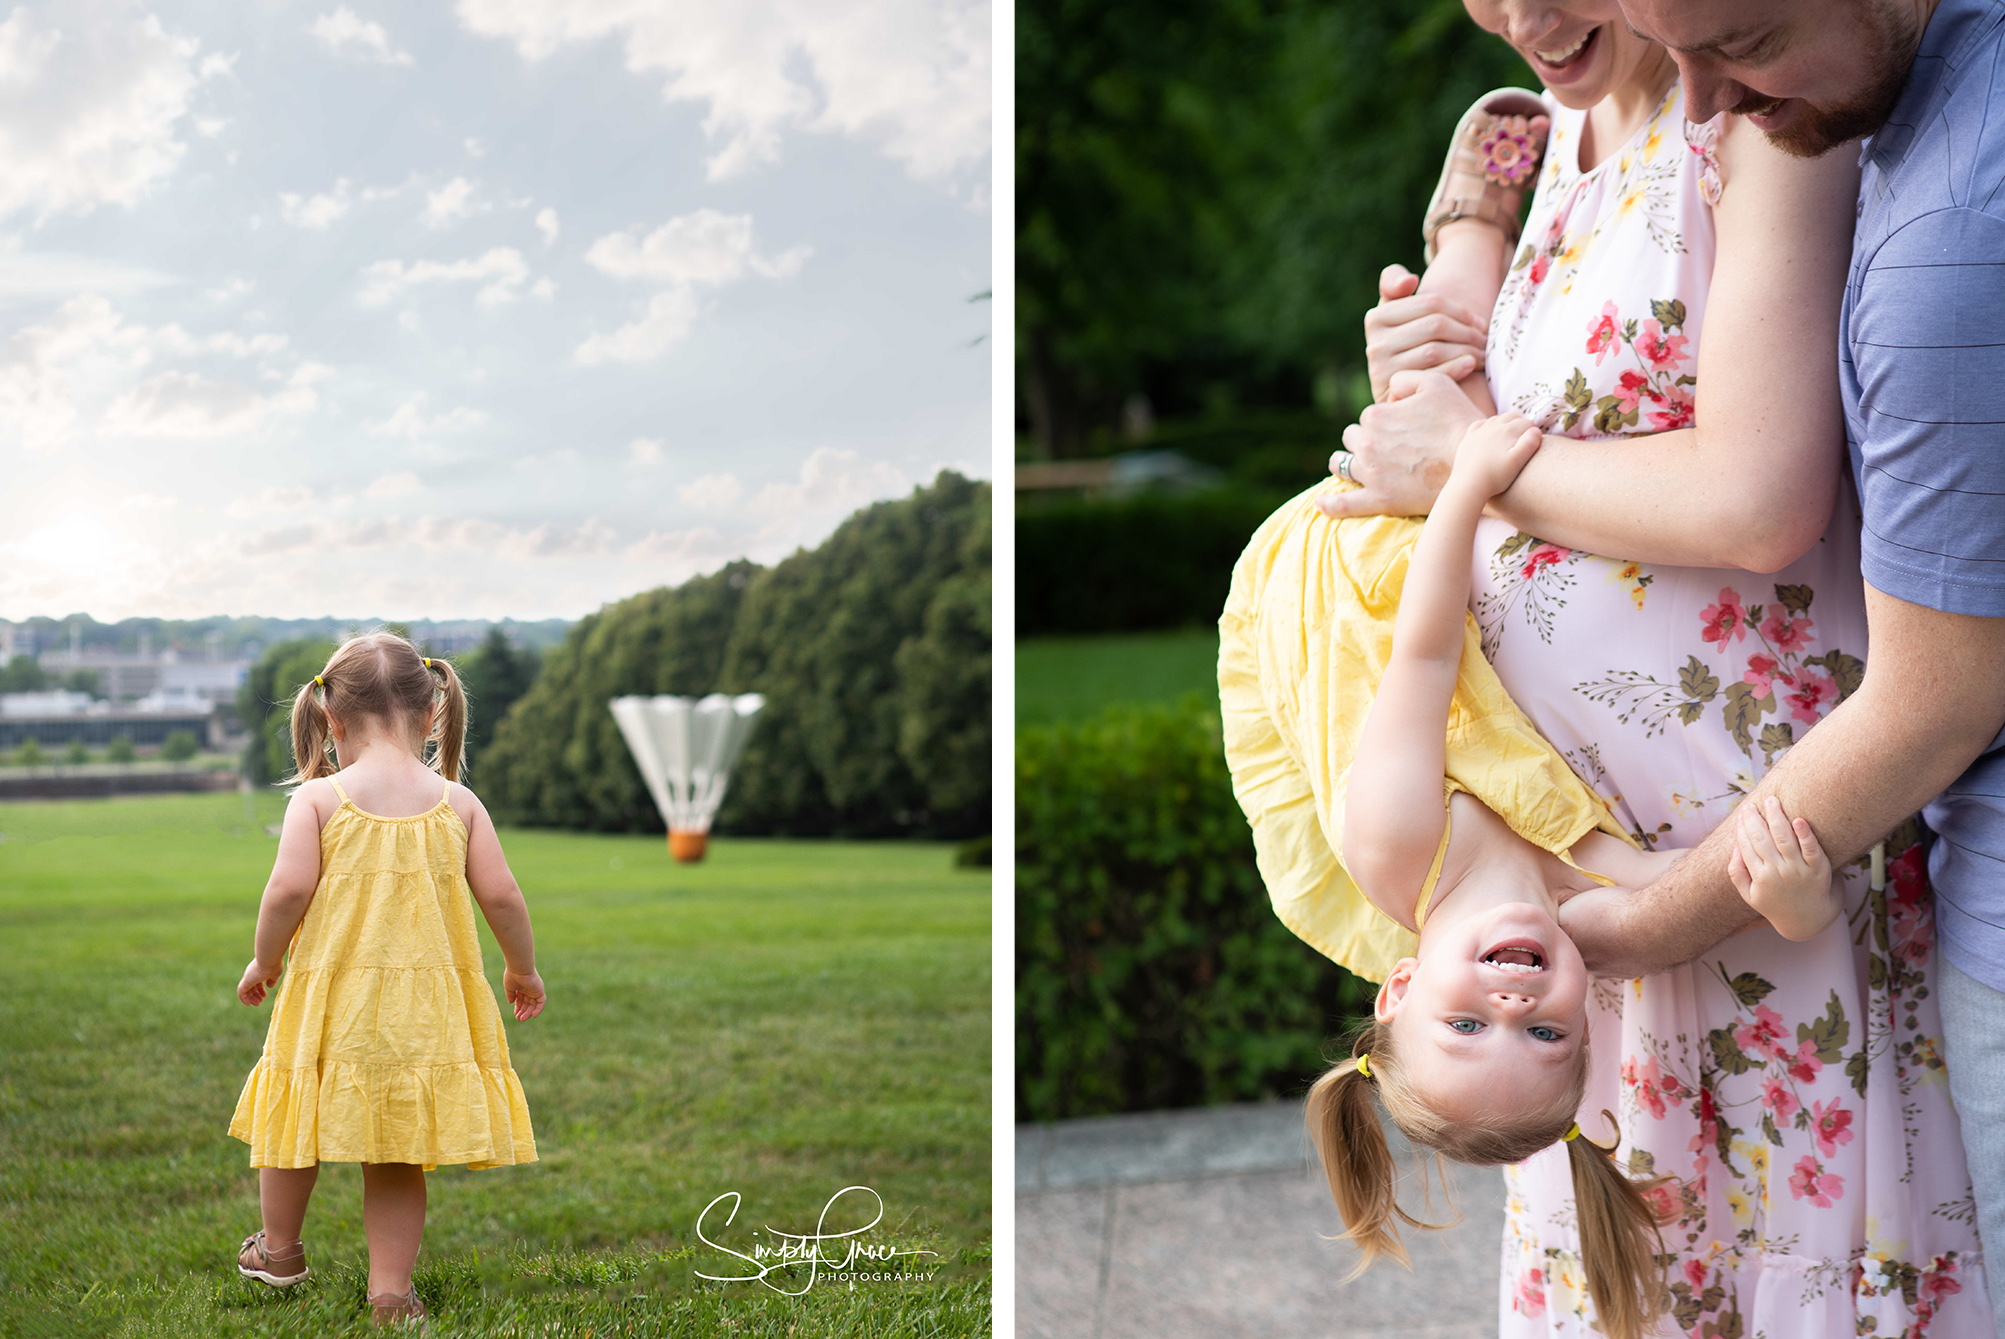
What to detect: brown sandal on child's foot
<box><xmin>237</xmin><ymin>1229</ymin><xmax>310</xmax><ymax>1286</ymax></box>
<box><xmin>368</xmin><ymin>1288</ymin><xmax>430</xmax><ymax>1329</ymax></box>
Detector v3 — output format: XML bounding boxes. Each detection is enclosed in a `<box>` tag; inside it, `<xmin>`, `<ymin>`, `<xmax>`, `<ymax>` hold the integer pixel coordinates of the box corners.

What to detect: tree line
<box><xmin>240</xmin><ymin>472</ymin><xmax>990</xmax><ymax>838</ymax></box>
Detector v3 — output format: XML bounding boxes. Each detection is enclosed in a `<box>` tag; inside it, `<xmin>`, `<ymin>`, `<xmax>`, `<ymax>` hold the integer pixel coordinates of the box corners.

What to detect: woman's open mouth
<box><xmin>1481</xmin><ymin>939</ymin><xmax>1547</xmax><ymax>974</ymax></box>
<box><xmin>1527</xmin><ymin>25</ymin><xmax>1599</xmax><ymax>78</ymax></box>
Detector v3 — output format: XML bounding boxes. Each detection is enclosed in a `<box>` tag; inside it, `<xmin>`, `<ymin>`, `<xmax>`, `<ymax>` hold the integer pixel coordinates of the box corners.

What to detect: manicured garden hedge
<box><xmin>1015</xmin><ymin>696</ymin><xmax>1374</xmax><ymax>1121</ymax></box>
<box><xmin>1016</xmin><ymin>485</ymin><xmax>1289</xmax><ymax>635</ymax></box>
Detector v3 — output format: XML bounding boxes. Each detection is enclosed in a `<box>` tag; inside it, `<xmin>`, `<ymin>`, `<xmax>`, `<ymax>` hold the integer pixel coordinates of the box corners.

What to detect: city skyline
<box><xmin>0</xmin><ymin>0</ymin><xmax>992</xmax><ymax>622</ymax></box>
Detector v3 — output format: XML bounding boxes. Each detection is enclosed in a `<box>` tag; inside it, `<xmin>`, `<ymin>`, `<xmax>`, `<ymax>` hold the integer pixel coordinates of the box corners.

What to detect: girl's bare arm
<box><xmin>461</xmin><ymin>788</ymin><xmax>545</xmax><ymax>1020</ymax></box>
<box><xmin>1343</xmin><ymin>417</ymin><xmax>1543</xmax><ymax>921</ymax></box>
<box><xmin>238</xmin><ymin>783</ymin><xmax>329</xmax><ymax>1005</ymax></box>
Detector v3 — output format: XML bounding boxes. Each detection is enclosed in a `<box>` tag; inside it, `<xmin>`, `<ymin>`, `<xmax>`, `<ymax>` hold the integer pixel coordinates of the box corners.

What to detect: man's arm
<box><xmin>1561</xmin><ymin>582</ymin><xmax>2005</xmax><ymax>977</ymax></box>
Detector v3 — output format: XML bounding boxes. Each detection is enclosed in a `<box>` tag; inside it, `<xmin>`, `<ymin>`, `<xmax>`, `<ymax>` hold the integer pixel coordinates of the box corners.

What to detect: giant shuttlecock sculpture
<box><xmin>609</xmin><ymin>693</ymin><xmax>765</xmax><ymax>863</ymax></box>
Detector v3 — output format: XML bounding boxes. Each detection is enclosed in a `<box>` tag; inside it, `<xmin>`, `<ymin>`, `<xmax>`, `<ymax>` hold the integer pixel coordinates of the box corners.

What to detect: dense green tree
<box><xmin>106</xmin><ymin>736</ymin><xmax>137</xmax><ymax>764</ymax></box>
<box><xmin>0</xmin><ymin>655</ymin><xmax>48</xmax><ymax>693</ymax></box>
<box><xmin>63</xmin><ymin>669</ymin><xmax>101</xmax><ymax>697</ymax></box>
<box><xmin>455</xmin><ymin>627</ymin><xmax>542</xmax><ymax>780</ymax></box>
<box><xmin>161</xmin><ymin>731</ymin><xmax>199</xmax><ymax>763</ymax></box>
<box><xmin>64</xmin><ymin>739</ymin><xmax>88</xmax><ymax>765</ymax></box>
<box><xmin>482</xmin><ymin>473</ymin><xmax>991</xmax><ymax>838</ymax></box>
<box><xmin>14</xmin><ymin>738</ymin><xmax>45</xmax><ymax>767</ymax></box>
<box><xmin>1017</xmin><ymin>0</ymin><xmax>1532</xmax><ymax>454</ymax></box>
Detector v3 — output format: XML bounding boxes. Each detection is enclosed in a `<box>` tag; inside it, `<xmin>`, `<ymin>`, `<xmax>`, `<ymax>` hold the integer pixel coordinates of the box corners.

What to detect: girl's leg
<box><xmin>259</xmin><ymin>1165</ymin><xmax>319</xmax><ymax>1250</ymax></box>
<box><xmin>360</xmin><ymin>1162</ymin><xmax>427</xmax><ymax>1297</ymax></box>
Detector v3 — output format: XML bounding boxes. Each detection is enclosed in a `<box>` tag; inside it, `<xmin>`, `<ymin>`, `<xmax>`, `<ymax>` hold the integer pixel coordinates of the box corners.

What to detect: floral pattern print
<box><xmin>1482</xmin><ymin>83</ymin><xmax>1988</xmax><ymax>1337</ymax></box>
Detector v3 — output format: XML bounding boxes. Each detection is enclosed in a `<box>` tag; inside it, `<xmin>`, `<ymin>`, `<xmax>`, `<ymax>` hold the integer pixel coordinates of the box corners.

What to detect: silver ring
<box><xmin>1334</xmin><ymin>451</ymin><xmax>1356</xmax><ymax>484</ymax></box>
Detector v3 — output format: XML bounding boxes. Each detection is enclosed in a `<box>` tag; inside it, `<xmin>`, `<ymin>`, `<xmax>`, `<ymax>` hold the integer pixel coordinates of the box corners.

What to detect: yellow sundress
<box><xmin>229</xmin><ymin>778</ymin><xmax>537</xmax><ymax>1169</ymax></box>
<box><xmin>1217</xmin><ymin>481</ymin><xmax>1635</xmax><ymax>984</ymax></box>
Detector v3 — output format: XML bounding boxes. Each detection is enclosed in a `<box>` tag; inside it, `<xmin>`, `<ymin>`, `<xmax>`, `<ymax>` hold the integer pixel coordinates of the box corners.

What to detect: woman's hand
<box><xmin>238</xmin><ymin>957</ymin><xmax>282</xmax><ymax>1006</ymax></box>
<box><xmin>1319</xmin><ymin>369</ymin><xmax>1485</xmax><ymax>519</ymax></box>
<box><xmin>1365</xmin><ymin>264</ymin><xmax>1487</xmax><ymax>402</ymax></box>
<box><xmin>504</xmin><ymin>967</ymin><xmax>546</xmax><ymax>1021</ymax></box>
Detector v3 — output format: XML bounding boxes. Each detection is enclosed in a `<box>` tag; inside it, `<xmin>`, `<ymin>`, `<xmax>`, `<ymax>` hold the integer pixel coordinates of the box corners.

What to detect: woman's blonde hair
<box><xmin>1305</xmin><ymin>1020</ymin><xmax>1673</xmax><ymax>1339</ymax></box>
<box><xmin>285</xmin><ymin>631</ymin><xmax>468</xmax><ymax>784</ymax></box>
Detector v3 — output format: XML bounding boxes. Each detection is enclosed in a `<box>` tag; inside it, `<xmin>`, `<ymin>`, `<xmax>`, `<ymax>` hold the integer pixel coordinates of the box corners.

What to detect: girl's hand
<box><xmin>1728</xmin><ymin>795</ymin><xmax>1838</xmax><ymax>941</ymax></box>
<box><xmin>1450</xmin><ymin>413</ymin><xmax>1542</xmax><ymax>500</ymax></box>
<box><xmin>238</xmin><ymin>957</ymin><xmax>282</xmax><ymax>1006</ymax></box>
<box><xmin>504</xmin><ymin>967</ymin><xmax>546</xmax><ymax>1021</ymax></box>
<box><xmin>1364</xmin><ymin>265</ymin><xmax>1487</xmax><ymax>402</ymax></box>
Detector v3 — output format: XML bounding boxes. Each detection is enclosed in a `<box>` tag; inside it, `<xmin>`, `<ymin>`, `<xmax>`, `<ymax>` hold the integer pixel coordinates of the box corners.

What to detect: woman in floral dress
<box><xmin>1318</xmin><ymin>23</ymin><xmax>1990</xmax><ymax>1339</ymax></box>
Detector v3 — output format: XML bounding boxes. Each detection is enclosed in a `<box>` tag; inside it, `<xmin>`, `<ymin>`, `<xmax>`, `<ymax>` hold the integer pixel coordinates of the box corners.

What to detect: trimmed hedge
<box><xmin>1016</xmin><ymin>484</ymin><xmax>1290</xmax><ymax>635</ymax></box>
<box><xmin>1015</xmin><ymin>696</ymin><xmax>1374</xmax><ymax>1121</ymax></box>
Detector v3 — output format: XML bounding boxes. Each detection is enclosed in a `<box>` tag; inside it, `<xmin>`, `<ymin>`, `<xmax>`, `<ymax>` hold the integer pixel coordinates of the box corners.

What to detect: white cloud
<box><xmin>206</xmin><ymin>277</ymin><xmax>252</xmax><ymax>303</ymax></box>
<box><xmin>421</xmin><ymin>176</ymin><xmax>485</xmax><ymax>229</ymax></box>
<box><xmin>464</xmin><ymin>136</ymin><xmax>485</xmax><ymax>158</ymax></box>
<box><xmin>194</xmin><ymin>115</ymin><xmax>227</xmax><ymax>138</ymax></box>
<box><xmin>585</xmin><ymin>209</ymin><xmax>807</xmax><ymax>286</ymax></box>
<box><xmin>752</xmin><ymin>447</ymin><xmax>908</xmax><ymax>517</ymax></box>
<box><xmin>280</xmin><ymin>178</ymin><xmax>353</xmax><ymax>229</ymax></box>
<box><xmin>103</xmin><ymin>371</ymin><xmax>275</xmax><ymax>437</ymax></box>
<box><xmin>223</xmin><ymin>485</ymin><xmax>317</xmax><ymax>519</ymax></box>
<box><xmin>628</xmin><ymin>437</ymin><xmax>661</xmax><ymax>466</ymax></box>
<box><xmin>534</xmin><ymin>206</ymin><xmax>558</xmax><ymax>246</ymax></box>
<box><xmin>530</xmin><ymin>276</ymin><xmax>556</xmax><ymax>299</ymax></box>
<box><xmin>574</xmin><ymin>288</ymin><xmax>701</xmax><ymax>365</ymax></box>
<box><xmin>358</xmin><ymin>247</ymin><xmax>532</xmax><ymax>307</ymax></box>
<box><xmin>369</xmin><ymin>399</ymin><xmax>485</xmax><ymax>438</ymax></box>
<box><xmin>310</xmin><ymin>8</ymin><xmax>413</xmax><ymax>66</ymax></box>
<box><xmin>0</xmin><ymin>8</ymin><xmax>224</xmax><ymax>222</ymax></box>
<box><xmin>677</xmin><ymin>471</ymin><xmax>741</xmax><ymax>510</ymax></box>
<box><xmin>366</xmin><ymin>471</ymin><xmax>422</xmax><ymax>499</ymax></box>
<box><xmin>454</xmin><ymin>0</ymin><xmax>989</xmax><ymax>188</ymax></box>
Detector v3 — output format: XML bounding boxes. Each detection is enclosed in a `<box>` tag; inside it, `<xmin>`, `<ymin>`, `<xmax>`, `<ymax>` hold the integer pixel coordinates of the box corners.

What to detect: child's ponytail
<box><xmin>1304</xmin><ymin>1021</ymin><xmax>1453</xmax><ymax>1276</ymax></box>
<box><xmin>1567</xmin><ymin>1111</ymin><xmax>1674</xmax><ymax>1339</ymax></box>
<box><xmin>287</xmin><ymin>676</ymin><xmax>336</xmax><ymax>783</ymax></box>
<box><xmin>423</xmin><ymin>655</ymin><xmax>467</xmax><ymax>784</ymax></box>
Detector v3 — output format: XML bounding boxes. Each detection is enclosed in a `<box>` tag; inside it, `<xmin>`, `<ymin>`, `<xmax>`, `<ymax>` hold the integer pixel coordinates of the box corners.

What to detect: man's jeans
<box><xmin>1939</xmin><ymin>955</ymin><xmax>2005</xmax><ymax>1336</ymax></box>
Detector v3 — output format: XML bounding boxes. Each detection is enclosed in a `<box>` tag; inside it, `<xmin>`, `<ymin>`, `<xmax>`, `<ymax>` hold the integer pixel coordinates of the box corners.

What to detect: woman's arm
<box><xmin>1329</xmin><ymin>119</ymin><xmax>1859</xmax><ymax>572</ymax></box>
<box><xmin>1363</xmin><ymin>219</ymin><xmax>1511</xmax><ymax>414</ymax></box>
<box><xmin>1343</xmin><ymin>416</ymin><xmax>1543</xmax><ymax>920</ymax></box>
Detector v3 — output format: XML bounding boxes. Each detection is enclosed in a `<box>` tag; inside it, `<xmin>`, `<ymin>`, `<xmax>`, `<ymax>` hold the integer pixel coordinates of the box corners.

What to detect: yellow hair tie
<box><xmin>1561</xmin><ymin>1121</ymin><xmax>1581</xmax><ymax>1142</ymax></box>
<box><xmin>313</xmin><ymin>675</ymin><xmax>324</xmax><ymax>688</ymax></box>
<box><xmin>1355</xmin><ymin>1053</ymin><xmax>1371</xmax><ymax>1079</ymax></box>
<box><xmin>423</xmin><ymin>657</ymin><xmax>432</xmax><ymax>669</ymax></box>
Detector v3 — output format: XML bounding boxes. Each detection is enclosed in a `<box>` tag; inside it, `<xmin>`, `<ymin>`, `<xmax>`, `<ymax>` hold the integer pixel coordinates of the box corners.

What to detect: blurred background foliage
<box><xmin>238</xmin><ymin>474</ymin><xmax>990</xmax><ymax>841</ymax></box>
<box><xmin>1017</xmin><ymin>0</ymin><xmax>1529</xmax><ymax>1116</ymax></box>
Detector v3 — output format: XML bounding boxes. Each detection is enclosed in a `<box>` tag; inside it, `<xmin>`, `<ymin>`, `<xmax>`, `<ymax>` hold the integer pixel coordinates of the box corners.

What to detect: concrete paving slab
<box><xmin>1017</xmin><ymin>1100</ymin><xmax>1508</xmax><ymax>1339</ymax></box>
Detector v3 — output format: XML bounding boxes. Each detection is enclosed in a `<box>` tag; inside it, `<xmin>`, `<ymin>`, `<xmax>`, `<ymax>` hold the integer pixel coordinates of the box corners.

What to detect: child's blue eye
<box><xmin>1529</xmin><ymin>1026</ymin><xmax>1562</xmax><ymax>1042</ymax></box>
<box><xmin>1449</xmin><ymin>1019</ymin><xmax>1483</xmax><ymax>1034</ymax></box>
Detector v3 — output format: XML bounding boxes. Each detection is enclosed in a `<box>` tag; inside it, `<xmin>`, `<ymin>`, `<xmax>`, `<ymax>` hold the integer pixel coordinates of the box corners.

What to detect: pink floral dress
<box><xmin>1482</xmin><ymin>85</ymin><xmax>1988</xmax><ymax>1337</ymax></box>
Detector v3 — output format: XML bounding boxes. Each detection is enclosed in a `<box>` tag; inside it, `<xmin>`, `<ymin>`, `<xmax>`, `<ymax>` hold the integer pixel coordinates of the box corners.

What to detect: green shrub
<box><xmin>14</xmin><ymin>737</ymin><xmax>46</xmax><ymax>767</ymax></box>
<box><xmin>160</xmin><ymin>730</ymin><xmax>199</xmax><ymax>762</ymax></box>
<box><xmin>1015</xmin><ymin>696</ymin><xmax>1373</xmax><ymax>1121</ymax></box>
<box><xmin>1016</xmin><ymin>485</ymin><xmax>1287</xmax><ymax>635</ymax></box>
<box><xmin>63</xmin><ymin>739</ymin><xmax>88</xmax><ymax>765</ymax></box>
<box><xmin>106</xmin><ymin>735</ymin><xmax>137</xmax><ymax>764</ymax></box>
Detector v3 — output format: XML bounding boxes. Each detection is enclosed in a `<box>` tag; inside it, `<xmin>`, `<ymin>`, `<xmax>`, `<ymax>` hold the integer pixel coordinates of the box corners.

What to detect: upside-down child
<box><xmin>1219</xmin><ymin>412</ymin><xmax>1835</xmax><ymax>1339</ymax></box>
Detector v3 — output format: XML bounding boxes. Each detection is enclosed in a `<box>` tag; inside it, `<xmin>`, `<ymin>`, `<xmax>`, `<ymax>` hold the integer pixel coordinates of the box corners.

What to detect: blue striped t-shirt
<box><xmin>1842</xmin><ymin>0</ymin><xmax>2005</xmax><ymax>992</ymax></box>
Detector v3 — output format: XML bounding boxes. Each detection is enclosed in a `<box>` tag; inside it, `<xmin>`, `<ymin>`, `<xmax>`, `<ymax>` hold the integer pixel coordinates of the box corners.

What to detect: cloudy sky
<box><xmin>0</xmin><ymin>0</ymin><xmax>990</xmax><ymax>621</ymax></box>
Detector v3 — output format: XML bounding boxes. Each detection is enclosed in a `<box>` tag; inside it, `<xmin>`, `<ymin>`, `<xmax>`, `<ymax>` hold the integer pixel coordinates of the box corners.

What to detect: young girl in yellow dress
<box><xmin>228</xmin><ymin>631</ymin><xmax>544</xmax><ymax>1326</ymax></box>
<box><xmin>1219</xmin><ymin>412</ymin><xmax>1837</xmax><ymax>1339</ymax></box>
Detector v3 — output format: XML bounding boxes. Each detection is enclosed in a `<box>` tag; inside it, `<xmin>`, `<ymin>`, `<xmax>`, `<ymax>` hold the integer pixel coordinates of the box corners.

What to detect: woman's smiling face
<box><xmin>1461</xmin><ymin>0</ymin><xmax>1667</xmax><ymax>111</ymax></box>
<box><xmin>1376</xmin><ymin>900</ymin><xmax>1591</xmax><ymax>1124</ymax></box>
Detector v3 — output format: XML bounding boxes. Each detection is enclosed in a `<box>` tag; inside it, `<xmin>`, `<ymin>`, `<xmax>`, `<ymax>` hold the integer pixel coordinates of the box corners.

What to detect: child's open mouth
<box><xmin>1481</xmin><ymin>941</ymin><xmax>1546</xmax><ymax>974</ymax></box>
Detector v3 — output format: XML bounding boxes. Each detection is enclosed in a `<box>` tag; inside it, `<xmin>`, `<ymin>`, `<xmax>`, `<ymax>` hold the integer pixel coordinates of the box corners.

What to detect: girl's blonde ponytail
<box><xmin>1567</xmin><ymin>1112</ymin><xmax>1673</xmax><ymax>1339</ymax></box>
<box><xmin>424</xmin><ymin>656</ymin><xmax>467</xmax><ymax>784</ymax></box>
<box><xmin>286</xmin><ymin>677</ymin><xmax>336</xmax><ymax>783</ymax></box>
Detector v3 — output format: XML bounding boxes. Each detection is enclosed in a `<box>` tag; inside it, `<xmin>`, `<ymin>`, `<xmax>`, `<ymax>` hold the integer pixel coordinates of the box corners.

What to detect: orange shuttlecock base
<box><xmin>668</xmin><ymin>829</ymin><xmax>709</xmax><ymax>863</ymax></box>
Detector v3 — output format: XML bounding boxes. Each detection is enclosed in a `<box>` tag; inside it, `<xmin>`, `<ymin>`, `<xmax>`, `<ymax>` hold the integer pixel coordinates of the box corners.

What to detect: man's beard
<box><xmin>1734</xmin><ymin>1</ymin><xmax>1922</xmax><ymax>157</ymax></box>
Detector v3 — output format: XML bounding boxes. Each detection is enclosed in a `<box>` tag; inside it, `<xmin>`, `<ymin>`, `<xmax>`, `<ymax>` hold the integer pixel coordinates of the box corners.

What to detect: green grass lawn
<box><xmin>1014</xmin><ymin>628</ymin><xmax>1220</xmax><ymax>726</ymax></box>
<box><xmin>0</xmin><ymin>793</ymin><xmax>990</xmax><ymax>1337</ymax></box>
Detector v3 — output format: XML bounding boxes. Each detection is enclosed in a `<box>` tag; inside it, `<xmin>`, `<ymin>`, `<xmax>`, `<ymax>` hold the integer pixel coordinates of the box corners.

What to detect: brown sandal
<box><xmin>368</xmin><ymin>1288</ymin><xmax>430</xmax><ymax>1329</ymax></box>
<box><xmin>237</xmin><ymin>1229</ymin><xmax>310</xmax><ymax>1286</ymax></box>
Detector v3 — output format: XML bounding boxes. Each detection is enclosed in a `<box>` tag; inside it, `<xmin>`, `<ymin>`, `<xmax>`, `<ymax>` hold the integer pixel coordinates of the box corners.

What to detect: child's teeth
<box><xmin>1535</xmin><ymin>33</ymin><xmax>1588</xmax><ymax>63</ymax></box>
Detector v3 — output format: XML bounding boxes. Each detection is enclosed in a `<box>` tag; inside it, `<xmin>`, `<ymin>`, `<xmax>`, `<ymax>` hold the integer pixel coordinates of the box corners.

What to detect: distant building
<box><xmin>0</xmin><ymin>698</ymin><xmax>218</xmax><ymax>750</ymax></box>
<box><xmin>38</xmin><ymin>647</ymin><xmax>249</xmax><ymax>705</ymax></box>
